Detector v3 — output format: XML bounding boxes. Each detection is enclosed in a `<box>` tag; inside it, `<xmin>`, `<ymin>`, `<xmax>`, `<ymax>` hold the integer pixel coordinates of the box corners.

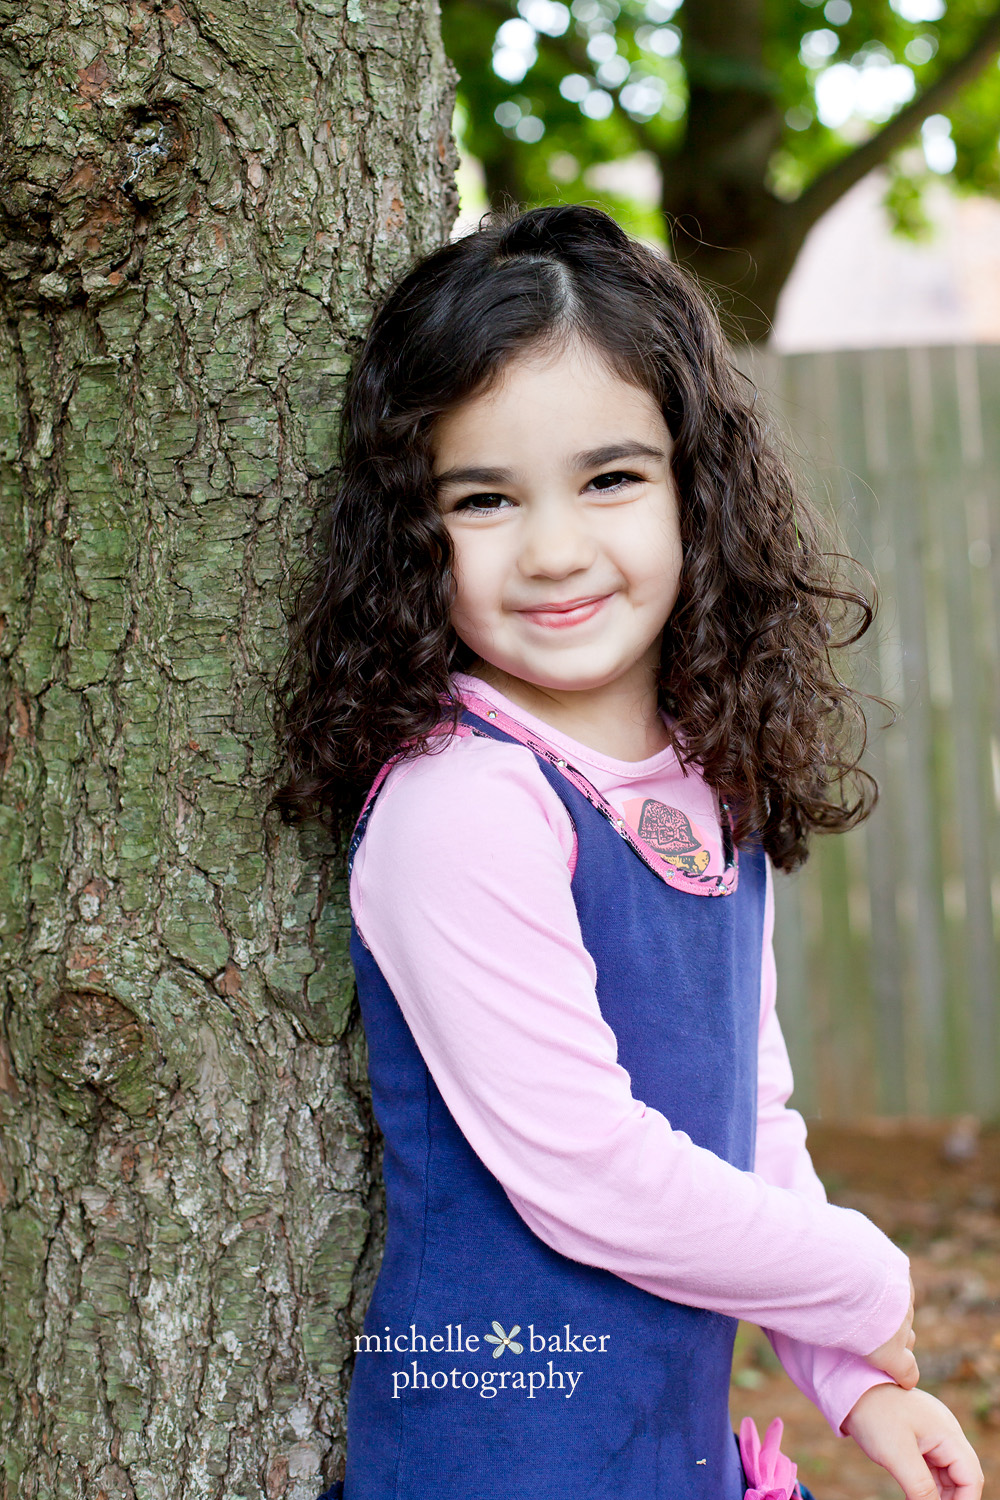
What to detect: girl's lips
<box><xmin>516</xmin><ymin>594</ymin><xmax>613</xmax><ymax>629</ymax></box>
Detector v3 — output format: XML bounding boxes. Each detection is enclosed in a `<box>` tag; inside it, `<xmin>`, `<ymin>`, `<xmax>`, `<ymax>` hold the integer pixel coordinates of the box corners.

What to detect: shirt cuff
<box><xmin>764</xmin><ymin>1330</ymin><xmax>899</xmax><ymax>1436</ymax></box>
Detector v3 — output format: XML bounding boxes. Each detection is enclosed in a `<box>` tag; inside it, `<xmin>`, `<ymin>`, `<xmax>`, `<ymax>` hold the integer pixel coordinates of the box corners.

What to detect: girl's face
<box><xmin>433</xmin><ymin>337</ymin><xmax>682</xmax><ymax>711</ymax></box>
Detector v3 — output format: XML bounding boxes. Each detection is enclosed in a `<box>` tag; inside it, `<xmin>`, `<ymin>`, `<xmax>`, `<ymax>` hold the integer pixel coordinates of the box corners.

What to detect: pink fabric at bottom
<box><xmin>739</xmin><ymin>1417</ymin><xmax>801</xmax><ymax>1500</ymax></box>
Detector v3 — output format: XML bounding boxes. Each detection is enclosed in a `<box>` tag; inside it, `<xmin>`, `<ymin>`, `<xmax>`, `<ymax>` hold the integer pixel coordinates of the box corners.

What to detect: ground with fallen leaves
<box><xmin>729</xmin><ymin>1119</ymin><xmax>1000</xmax><ymax>1499</ymax></box>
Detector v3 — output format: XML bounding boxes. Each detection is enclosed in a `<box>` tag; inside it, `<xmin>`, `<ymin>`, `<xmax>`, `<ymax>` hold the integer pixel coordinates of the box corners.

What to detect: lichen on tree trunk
<box><xmin>0</xmin><ymin>2</ymin><xmax>457</xmax><ymax>1495</ymax></box>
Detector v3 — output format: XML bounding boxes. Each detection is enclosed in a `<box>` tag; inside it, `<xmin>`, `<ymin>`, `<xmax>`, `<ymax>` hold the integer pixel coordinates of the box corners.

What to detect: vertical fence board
<box><xmin>929</xmin><ymin>347</ymin><xmax>998</xmax><ymax>1113</ymax></box>
<box><xmin>744</xmin><ymin>342</ymin><xmax>999</xmax><ymax>1119</ymax></box>
<box><xmin>833</xmin><ymin>349</ymin><xmax>908</xmax><ymax>1114</ymax></box>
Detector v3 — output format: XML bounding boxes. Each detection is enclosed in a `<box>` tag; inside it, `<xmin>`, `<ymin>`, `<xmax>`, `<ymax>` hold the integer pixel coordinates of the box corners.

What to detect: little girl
<box><xmin>271</xmin><ymin>205</ymin><xmax>982</xmax><ymax>1500</ymax></box>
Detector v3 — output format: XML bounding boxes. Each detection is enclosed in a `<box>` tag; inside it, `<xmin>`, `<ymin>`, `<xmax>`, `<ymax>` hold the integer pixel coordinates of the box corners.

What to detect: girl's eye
<box><xmin>449</xmin><ymin>471</ymin><xmax>644</xmax><ymax>513</ymax></box>
<box><xmin>451</xmin><ymin>494</ymin><xmax>512</xmax><ymax>516</ymax></box>
<box><xmin>588</xmin><ymin>470</ymin><xmax>644</xmax><ymax>494</ymax></box>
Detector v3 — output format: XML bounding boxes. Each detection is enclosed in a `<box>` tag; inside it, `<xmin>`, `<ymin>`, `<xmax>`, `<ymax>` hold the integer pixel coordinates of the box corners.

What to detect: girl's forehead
<box><xmin>487</xmin><ymin>334</ymin><xmax>636</xmax><ymax>393</ymax></box>
<box><xmin>432</xmin><ymin>338</ymin><xmax>663</xmax><ymax>451</ymax></box>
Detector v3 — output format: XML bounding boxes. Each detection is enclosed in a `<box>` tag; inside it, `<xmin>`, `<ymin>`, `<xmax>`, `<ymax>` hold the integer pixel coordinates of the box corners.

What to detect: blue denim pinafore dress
<box><xmin>327</xmin><ymin>704</ymin><xmax>770</xmax><ymax>1499</ymax></box>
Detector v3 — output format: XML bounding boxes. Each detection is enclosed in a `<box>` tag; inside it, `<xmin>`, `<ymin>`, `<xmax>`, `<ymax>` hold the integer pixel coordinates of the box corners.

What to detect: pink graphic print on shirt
<box><xmin>622</xmin><ymin>797</ymin><xmax>712</xmax><ymax>877</ymax></box>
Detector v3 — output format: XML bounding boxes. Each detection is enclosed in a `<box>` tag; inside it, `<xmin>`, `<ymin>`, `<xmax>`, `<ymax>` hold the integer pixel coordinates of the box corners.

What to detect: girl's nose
<box><xmin>518</xmin><ymin>503</ymin><xmax>598</xmax><ymax>579</ymax></box>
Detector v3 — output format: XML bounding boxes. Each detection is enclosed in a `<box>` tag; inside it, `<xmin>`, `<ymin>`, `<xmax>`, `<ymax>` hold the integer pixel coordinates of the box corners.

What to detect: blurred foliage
<box><xmin>442</xmin><ymin>0</ymin><xmax>1000</xmax><ymax>245</ymax></box>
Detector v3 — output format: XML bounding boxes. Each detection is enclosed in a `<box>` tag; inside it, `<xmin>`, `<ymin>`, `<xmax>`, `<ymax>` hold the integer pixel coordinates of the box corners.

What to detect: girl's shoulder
<box><xmin>356</xmin><ymin>726</ymin><xmax>577</xmax><ymax>871</ymax></box>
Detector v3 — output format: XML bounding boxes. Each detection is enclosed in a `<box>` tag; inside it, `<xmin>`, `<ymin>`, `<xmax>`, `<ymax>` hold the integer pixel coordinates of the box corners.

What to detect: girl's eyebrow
<box><xmin>433</xmin><ymin>441</ymin><xmax>668</xmax><ymax>491</ymax></box>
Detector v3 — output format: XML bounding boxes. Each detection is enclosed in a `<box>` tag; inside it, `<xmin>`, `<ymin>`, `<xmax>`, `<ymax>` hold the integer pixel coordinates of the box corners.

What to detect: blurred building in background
<box><xmin>773</xmin><ymin>168</ymin><xmax>1000</xmax><ymax>350</ymax></box>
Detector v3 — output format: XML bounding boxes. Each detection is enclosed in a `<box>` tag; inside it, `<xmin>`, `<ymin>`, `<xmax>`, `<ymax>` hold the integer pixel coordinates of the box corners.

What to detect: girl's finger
<box><xmin>878</xmin><ymin>1446</ymin><xmax>941</xmax><ymax>1500</ymax></box>
<box><xmin>922</xmin><ymin>1435</ymin><xmax>985</xmax><ymax>1500</ymax></box>
<box><xmin>927</xmin><ymin>1461</ymin><xmax>979</xmax><ymax>1500</ymax></box>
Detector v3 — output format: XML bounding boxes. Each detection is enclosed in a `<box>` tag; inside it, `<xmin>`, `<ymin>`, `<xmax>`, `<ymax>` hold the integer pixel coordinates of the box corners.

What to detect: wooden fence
<box><xmin>740</xmin><ymin>346</ymin><xmax>1000</xmax><ymax>1121</ymax></box>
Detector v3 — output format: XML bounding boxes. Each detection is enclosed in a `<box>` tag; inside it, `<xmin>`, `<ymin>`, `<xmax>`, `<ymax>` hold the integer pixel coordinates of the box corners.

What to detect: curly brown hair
<box><xmin>268</xmin><ymin>204</ymin><xmax>880</xmax><ymax>873</ymax></box>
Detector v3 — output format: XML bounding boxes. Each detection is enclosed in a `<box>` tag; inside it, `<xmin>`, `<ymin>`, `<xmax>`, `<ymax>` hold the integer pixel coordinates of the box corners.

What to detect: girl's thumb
<box><xmin>870</xmin><ymin>1346</ymin><xmax>919</xmax><ymax>1389</ymax></box>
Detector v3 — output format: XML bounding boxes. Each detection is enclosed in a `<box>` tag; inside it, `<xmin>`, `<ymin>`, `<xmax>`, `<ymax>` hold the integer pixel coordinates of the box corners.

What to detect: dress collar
<box><xmin>451</xmin><ymin>684</ymin><xmax>739</xmax><ymax>899</ymax></box>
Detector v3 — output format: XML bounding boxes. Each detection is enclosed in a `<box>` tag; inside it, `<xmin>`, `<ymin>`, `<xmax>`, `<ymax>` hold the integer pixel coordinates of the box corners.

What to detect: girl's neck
<box><xmin>461</xmin><ymin>663</ymin><xmax>672</xmax><ymax>764</ymax></box>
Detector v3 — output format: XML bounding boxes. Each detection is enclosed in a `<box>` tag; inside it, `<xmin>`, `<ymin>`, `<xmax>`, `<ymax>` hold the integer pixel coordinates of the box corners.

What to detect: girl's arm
<box><xmin>351</xmin><ymin>735</ymin><xmax>912</xmax><ymax>1355</ymax></box>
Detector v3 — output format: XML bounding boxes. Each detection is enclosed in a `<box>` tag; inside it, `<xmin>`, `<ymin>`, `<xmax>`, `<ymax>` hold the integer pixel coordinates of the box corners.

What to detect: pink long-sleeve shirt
<box><xmin>350</xmin><ymin>671</ymin><xmax>909</xmax><ymax>1436</ymax></box>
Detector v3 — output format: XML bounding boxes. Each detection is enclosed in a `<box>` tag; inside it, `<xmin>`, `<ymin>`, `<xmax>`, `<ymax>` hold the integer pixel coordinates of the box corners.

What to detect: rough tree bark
<box><xmin>0</xmin><ymin>3</ymin><xmax>457</xmax><ymax>1497</ymax></box>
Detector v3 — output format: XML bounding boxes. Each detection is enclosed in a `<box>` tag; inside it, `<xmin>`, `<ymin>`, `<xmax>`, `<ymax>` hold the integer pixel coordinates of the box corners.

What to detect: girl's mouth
<box><xmin>516</xmin><ymin>594</ymin><xmax>613</xmax><ymax>629</ymax></box>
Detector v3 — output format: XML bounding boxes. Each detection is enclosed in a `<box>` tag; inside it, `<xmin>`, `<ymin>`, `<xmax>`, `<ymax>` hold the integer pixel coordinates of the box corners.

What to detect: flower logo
<box><xmin>484</xmin><ymin>1321</ymin><xmax>523</xmax><ymax>1358</ymax></box>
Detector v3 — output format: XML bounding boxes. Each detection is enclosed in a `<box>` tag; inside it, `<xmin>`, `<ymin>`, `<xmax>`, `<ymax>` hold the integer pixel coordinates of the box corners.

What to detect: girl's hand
<box><xmin>841</xmin><ymin>1384</ymin><xmax>983</xmax><ymax>1500</ymax></box>
<box><xmin>865</xmin><ymin>1274</ymin><xmax>919</xmax><ymax>1388</ymax></box>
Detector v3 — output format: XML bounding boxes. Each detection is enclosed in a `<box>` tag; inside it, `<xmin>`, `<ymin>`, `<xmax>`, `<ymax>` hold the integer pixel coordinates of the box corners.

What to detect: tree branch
<box><xmin>795</xmin><ymin>4</ymin><xmax>1000</xmax><ymax>225</ymax></box>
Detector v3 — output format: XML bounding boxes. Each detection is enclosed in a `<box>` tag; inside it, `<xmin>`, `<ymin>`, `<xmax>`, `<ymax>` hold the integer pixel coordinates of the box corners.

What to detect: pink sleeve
<box><xmin>754</xmin><ymin>860</ymin><xmax>902</xmax><ymax>1435</ymax></box>
<box><xmin>351</xmin><ymin>735</ymin><xmax>912</xmax><ymax>1353</ymax></box>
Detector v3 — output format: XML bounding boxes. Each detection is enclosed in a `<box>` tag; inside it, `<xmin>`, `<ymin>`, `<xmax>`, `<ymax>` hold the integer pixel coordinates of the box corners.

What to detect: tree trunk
<box><xmin>0</xmin><ymin>2</ymin><xmax>457</xmax><ymax>1496</ymax></box>
<box><xmin>658</xmin><ymin>0</ymin><xmax>788</xmax><ymax>341</ymax></box>
<box><xmin>478</xmin><ymin>138</ymin><xmax>526</xmax><ymax>214</ymax></box>
<box><xmin>662</xmin><ymin>192</ymin><xmax>807</xmax><ymax>344</ymax></box>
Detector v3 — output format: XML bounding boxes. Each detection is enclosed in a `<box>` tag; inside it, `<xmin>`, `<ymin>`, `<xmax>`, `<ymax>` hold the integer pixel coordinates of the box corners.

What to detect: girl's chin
<box><xmin>490</xmin><ymin>660</ymin><xmax>633</xmax><ymax>694</ymax></box>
